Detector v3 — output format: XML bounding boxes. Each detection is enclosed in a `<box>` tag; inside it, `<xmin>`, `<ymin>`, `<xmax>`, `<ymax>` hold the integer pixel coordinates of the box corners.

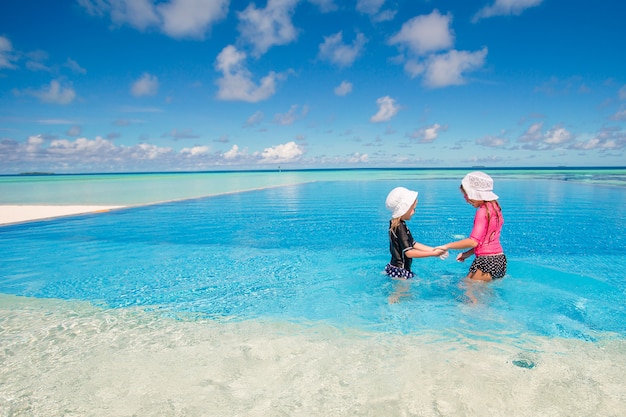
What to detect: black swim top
<box><xmin>388</xmin><ymin>220</ymin><xmax>416</xmax><ymax>272</ymax></box>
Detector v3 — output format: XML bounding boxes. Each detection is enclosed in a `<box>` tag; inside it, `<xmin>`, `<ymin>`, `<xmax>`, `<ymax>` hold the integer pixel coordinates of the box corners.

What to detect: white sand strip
<box><xmin>0</xmin><ymin>205</ymin><xmax>125</xmax><ymax>226</ymax></box>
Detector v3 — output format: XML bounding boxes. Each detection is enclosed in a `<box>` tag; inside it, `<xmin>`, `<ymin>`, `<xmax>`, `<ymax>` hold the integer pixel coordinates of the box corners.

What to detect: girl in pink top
<box><xmin>438</xmin><ymin>172</ymin><xmax>506</xmax><ymax>281</ymax></box>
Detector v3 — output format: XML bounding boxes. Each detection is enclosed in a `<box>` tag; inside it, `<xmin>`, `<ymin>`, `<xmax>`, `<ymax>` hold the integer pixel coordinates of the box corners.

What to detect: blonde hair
<box><xmin>460</xmin><ymin>185</ymin><xmax>502</xmax><ymax>228</ymax></box>
<box><xmin>389</xmin><ymin>217</ymin><xmax>403</xmax><ymax>232</ymax></box>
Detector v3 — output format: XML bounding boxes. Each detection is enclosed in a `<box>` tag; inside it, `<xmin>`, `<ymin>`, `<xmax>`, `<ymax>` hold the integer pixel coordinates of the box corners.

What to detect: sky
<box><xmin>1</xmin><ymin>0</ymin><xmax>625</xmax><ymax>173</ymax></box>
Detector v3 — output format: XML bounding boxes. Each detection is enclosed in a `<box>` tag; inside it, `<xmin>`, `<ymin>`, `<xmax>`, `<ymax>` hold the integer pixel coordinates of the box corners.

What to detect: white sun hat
<box><xmin>461</xmin><ymin>171</ymin><xmax>499</xmax><ymax>201</ymax></box>
<box><xmin>385</xmin><ymin>187</ymin><xmax>418</xmax><ymax>219</ymax></box>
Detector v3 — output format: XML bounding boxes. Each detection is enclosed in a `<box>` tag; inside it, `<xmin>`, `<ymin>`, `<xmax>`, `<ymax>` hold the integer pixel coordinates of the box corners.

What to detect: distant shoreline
<box><xmin>5</xmin><ymin>165</ymin><xmax>626</xmax><ymax>177</ymax></box>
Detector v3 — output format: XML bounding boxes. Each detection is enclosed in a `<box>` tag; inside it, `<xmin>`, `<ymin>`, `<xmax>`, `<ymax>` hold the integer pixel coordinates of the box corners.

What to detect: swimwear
<box><xmin>385</xmin><ymin>263</ymin><xmax>415</xmax><ymax>280</ymax></box>
<box><xmin>386</xmin><ymin>220</ymin><xmax>416</xmax><ymax>279</ymax></box>
<box><xmin>469</xmin><ymin>254</ymin><xmax>507</xmax><ymax>279</ymax></box>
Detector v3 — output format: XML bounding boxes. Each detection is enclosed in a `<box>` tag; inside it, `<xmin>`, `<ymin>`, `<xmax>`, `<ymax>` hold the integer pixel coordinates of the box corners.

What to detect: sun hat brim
<box><xmin>386</xmin><ymin>187</ymin><xmax>418</xmax><ymax>219</ymax></box>
<box><xmin>461</xmin><ymin>172</ymin><xmax>499</xmax><ymax>201</ymax></box>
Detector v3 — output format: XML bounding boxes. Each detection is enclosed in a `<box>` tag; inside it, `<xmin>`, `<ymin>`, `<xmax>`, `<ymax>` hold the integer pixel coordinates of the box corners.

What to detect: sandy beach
<box><xmin>0</xmin><ymin>205</ymin><xmax>125</xmax><ymax>226</ymax></box>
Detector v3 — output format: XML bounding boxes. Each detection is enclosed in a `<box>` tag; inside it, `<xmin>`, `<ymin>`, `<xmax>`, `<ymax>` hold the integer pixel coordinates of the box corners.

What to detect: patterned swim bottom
<box><xmin>385</xmin><ymin>263</ymin><xmax>415</xmax><ymax>280</ymax></box>
<box><xmin>469</xmin><ymin>254</ymin><xmax>507</xmax><ymax>279</ymax></box>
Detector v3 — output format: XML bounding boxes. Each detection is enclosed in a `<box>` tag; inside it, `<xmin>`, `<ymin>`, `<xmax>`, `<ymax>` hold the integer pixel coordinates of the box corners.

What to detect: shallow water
<box><xmin>1</xmin><ymin>170</ymin><xmax>625</xmax><ymax>416</ymax></box>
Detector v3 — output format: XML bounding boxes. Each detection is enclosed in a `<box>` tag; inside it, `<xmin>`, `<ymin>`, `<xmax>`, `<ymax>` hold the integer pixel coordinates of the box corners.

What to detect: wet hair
<box><xmin>389</xmin><ymin>217</ymin><xmax>403</xmax><ymax>232</ymax></box>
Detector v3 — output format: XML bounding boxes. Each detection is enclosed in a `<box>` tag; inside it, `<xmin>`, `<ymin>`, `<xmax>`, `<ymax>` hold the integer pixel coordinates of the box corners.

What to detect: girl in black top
<box><xmin>385</xmin><ymin>187</ymin><xmax>447</xmax><ymax>279</ymax></box>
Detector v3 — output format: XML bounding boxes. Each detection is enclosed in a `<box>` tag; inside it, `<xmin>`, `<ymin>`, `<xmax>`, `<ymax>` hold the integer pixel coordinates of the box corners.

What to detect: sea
<box><xmin>1</xmin><ymin>167</ymin><xmax>625</xmax><ymax>416</ymax></box>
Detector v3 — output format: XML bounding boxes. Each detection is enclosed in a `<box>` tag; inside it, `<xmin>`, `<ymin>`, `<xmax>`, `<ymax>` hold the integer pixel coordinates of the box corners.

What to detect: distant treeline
<box><xmin>19</xmin><ymin>172</ymin><xmax>55</xmax><ymax>176</ymax></box>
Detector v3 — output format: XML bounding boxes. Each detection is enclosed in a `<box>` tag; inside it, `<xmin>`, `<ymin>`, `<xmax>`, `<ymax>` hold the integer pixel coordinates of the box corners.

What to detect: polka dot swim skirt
<box><xmin>469</xmin><ymin>254</ymin><xmax>507</xmax><ymax>279</ymax></box>
<box><xmin>385</xmin><ymin>263</ymin><xmax>415</xmax><ymax>280</ymax></box>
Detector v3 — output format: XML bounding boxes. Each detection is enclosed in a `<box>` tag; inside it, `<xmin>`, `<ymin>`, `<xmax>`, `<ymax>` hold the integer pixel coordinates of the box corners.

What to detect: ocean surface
<box><xmin>1</xmin><ymin>168</ymin><xmax>625</xmax><ymax>416</ymax></box>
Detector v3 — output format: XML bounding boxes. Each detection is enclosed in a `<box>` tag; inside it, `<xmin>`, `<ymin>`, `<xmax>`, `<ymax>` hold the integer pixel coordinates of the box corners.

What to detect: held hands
<box><xmin>433</xmin><ymin>247</ymin><xmax>449</xmax><ymax>260</ymax></box>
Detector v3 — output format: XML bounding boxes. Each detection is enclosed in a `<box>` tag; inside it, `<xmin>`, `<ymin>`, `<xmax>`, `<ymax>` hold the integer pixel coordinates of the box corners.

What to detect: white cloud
<box><xmin>334</xmin><ymin>80</ymin><xmax>353</xmax><ymax>96</ymax></box>
<box><xmin>214</xmin><ymin>45</ymin><xmax>282</xmax><ymax>102</ymax></box>
<box><xmin>261</xmin><ymin>141</ymin><xmax>303</xmax><ymax>162</ymax></box>
<box><xmin>131</xmin><ymin>73</ymin><xmax>159</xmax><ymax>97</ymax></box>
<box><xmin>181</xmin><ymin>145</ymin><xmax>210</xmax><ymax>156</ymax></box>
<box><xmin>619</xmin><ymin>85</ymin><xmax>626</xmax><ymax>100</ymax></box>
<box><xmin>568</xmin><ymin>127</ymin><xmax>626</xmax><ymax>151</ymax></box>
<box><xmin>356</xmin><ymin>0</ymin><xmax>385</xmax><ymax>15</ymax></box>
<box><xmin>318</xmin><ymin>32</ymin><xmax>367</xmax><ymax>67</ymax></box>
<box><xmin>237</xmin><ymin>0</ymin><xmax>299</xmax><ymax>57</ymax></box>
<box><xmin>404</xmin><ymin>59</ymin><xmax>425</xmax><ymax>78</ymax></box>
<box><xmin>409</xmin><ymin>123</ymin><xmax>447</xmax><ymax>143</ymax></box>
<box><xmin>389</xmin><ymin>11</ymin><xmax>454</xmax><ymax>56</ymax></box>
<box><xmin>422</xmin><ymin>48</ymin><xmax>488</xmax><ymax>88</ymax></box>
<box><xmin>77</xmin><ymin>0</ymin><xmax>228</xmax><ymax>39</ymax></box>
<box><xmin>157</xmin><ymin>0</ymin><xmax>228</xmax><ymax>39</ymax></box>
<box><xmin>30</xmin><ymin>80</ymin><xmax>77</xmax><ymax>104</ymax></box>
<box><xmin>370</xmin><ymin>96</ymin><xmax>399</xmax><ymax>123</ymax></box>
<box><xmin>518</xmin><ymin>122</ymin><xmax>544</xmax><ymax>143</ymax></box>
<box><xmin>473</xmin><ymin>0</ymin><xmax>543</xmax><ymax>23</ymax></box>
<box><xmin>544</xmin><ymin>127</ymin><xmax>572</xmax><ymax>145</ymax></box>
<box><xmin>223</xmin><ymin>144</ymin><xmax>246</xmax><ymax>160</ymax></box>
<box><xmin>0</xmin><ymin>36</ymin><xmax>17</xmax><ymax>69</ymax></box>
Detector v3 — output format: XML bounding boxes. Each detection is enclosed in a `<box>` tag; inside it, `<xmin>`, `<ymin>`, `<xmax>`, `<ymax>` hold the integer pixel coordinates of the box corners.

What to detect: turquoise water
<box><xmin>1</xmin><ymin>173</ymin><xmax>625</xmax><ymax>340</ymax></box>
<box><xmin>1</xmin><ymin>169</ymin><xmax>625</xmax><ymax>416</ymax></box>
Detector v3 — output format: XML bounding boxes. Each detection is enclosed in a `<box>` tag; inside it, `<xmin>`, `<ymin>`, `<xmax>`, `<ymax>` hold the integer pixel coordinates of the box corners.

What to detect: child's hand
<box><xmin>456</xmin><ymin>253</ymin><xmax>465</xmax><ymax>262</ymax></box>
<box><xmin>434</xmin><ymin>247</ymin><xmax>448</xmax><ymax>260</ymax></box>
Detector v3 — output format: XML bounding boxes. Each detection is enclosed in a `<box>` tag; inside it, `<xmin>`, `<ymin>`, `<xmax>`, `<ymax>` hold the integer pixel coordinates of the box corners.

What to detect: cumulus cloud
<box><xmin>408</xmin><ymin>123</ymin><xmax>447</xmax><ymax>143</ymax></box>
<box><xmin>77</xmin><ymin>0</ymin><xmax>228</xmax><ymax>39</ymax></box>
<box><xmin>180</xmin><ymin>145</ymin><xmax>210</xmax><ymax>156</ymax></box>
<box><xmin>318</xmin><ymin>31</ymin><xmax>367</xmax><ymax>67</ymax></box>
<box><xmin>131</xmin><ymin>73</ymin><xmax>159</xmax><ymax>97</ymax></box>
<box><xmin>389</xmin><ymin>11</ymin><xmax>487</xmax><ymax>88</ymax></box>
<box><xmin>568</xmin><ymin>127</ymin><xmax>625</xmax><ymax>151</ymax></box>
<box><xmin>388</xmin><ymin>11</ymin><xmax>454</xmax><ymax>56</ymax></box>
<box><xmin>518</xmin><ymin>122</ymin><xmax>544</xmax><ymax>143</ymax></box>
<box><xmin>237</xmin><ymin>0</ymin><xmax>299</xmax><ymax>57</ymax></box>
<box><xmin>0</xmin><ymin>36</ymin><xmax>17</xmax><ymax>69</ymax></box>
<box><xmin>544</xmin><ymin>126</ymin><xmax>572</xmax><ymax>145</ymax></box>
<box><xmin>223</xmin><ymin>144</ymin><xmax>246</xmax><ymax>160</ymax></box>
<box><xmin>517</xmin><ymin>123</ymin><xmax>575</xmax><ymax>150</ymax></box>
<box><xmin>0</xmin><ymin>135</ymin><xmax>311</xmax><ymax>172</ymax></box>
<box><xmin>214</xmin><ymin>45</ymin><xmax>284</xmax><ymax>102</ymax></box>
<box><xmin>334</xmin><ymin>80</ymin><xmax>353</xmax><ymax>96</ymax></box>
<box><xmin>27</xmin><ymin>80</ymin><xmax>77</xmax><ymax>104</ymax></box>
<box><xmin>473</xmin><ymin>0</ymin><xmax>543</xmax><ymax>23</ymax></box>
<box><xmin>157</xmin><ymin>0</ymin><xmax>228</xmax><ymax>38</ymax></box>
<box><xmin>423</xmin><ymin>48</ymin><xmax>488</xmax><ymax>88</ymax></box>
<box><xmin>370</xmin><ymin>96</ymin><xmax>399</xmax><ymax>123</ymax></box>
<box><xmin>261</xmin><ymin>141</ymin><xmax>304</xmax><ymax>162</ymax></box>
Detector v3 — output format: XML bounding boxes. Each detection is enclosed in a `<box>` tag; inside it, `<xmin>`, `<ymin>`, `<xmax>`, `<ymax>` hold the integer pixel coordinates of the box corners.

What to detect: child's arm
<box><xmin>406</xmin><ymin>242</ymin><xmax>447</xmax><ymax>259</ymax></box>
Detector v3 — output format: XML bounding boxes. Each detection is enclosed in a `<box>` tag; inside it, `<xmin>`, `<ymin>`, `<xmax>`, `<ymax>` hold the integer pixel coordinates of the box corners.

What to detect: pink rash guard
<box><xmin>469</xmin><ymin>202</ymin><xmax>504</xmax><ymax>256</ymax></box>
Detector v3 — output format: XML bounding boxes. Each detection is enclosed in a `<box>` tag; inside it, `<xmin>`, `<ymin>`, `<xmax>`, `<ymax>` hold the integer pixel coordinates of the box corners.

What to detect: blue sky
<box><xmin>1</xmin><ymin>0</ymin><xmax>625</xmax><ymax>173</ymax></box>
